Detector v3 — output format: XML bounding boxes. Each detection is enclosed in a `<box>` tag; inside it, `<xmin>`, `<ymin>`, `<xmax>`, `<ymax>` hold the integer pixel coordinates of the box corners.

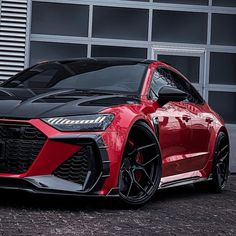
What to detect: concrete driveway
<box><xmin>0</xmin><ymin>176</ymin><xmax>235</xmax><ymax>236</ymax></box>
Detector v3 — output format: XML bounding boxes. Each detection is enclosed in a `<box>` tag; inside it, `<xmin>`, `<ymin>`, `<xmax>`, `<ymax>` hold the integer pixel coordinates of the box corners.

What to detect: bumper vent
<box><xmin>0</xmin><ymin>123</ymin><xmax>46</xmax><ymax>174</ymax></box>
<box><xmin>53</xmin><ymin>145</ymin><xmax>99</xmax><ymax>187</ymax></box>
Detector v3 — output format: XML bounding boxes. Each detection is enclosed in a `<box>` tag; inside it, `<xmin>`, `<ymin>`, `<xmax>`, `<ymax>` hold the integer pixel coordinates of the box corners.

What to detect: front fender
<box><xmin>99</xmin><ymin>105</ymin><xmax>155</xmax><ymax>193</ymax></box>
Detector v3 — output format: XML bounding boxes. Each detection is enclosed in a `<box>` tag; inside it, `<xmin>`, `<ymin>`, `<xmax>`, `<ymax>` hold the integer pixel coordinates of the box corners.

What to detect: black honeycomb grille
<box><xmin>0</xmin><ymin>123</ymin><xmax>46</xmax><ymax>174</ymax></box>
<box><xmin>53</xmin><ymin>146</ymin><xmax>93</xmax><ymax>186</ymax></box>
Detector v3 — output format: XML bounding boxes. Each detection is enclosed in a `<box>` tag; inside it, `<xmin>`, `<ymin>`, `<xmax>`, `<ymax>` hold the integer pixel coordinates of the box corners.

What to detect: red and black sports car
<box><xmin>0</xmin><ymin>58</ymin><xmax>230</xmax><ymax>206</ymax></box>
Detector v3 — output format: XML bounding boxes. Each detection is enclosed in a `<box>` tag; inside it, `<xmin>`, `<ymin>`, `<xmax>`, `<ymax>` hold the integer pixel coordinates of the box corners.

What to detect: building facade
<box><xmin>0</xmin><ymin>0</ymin><xmax>236</xmax><ymax>171</ymax></box>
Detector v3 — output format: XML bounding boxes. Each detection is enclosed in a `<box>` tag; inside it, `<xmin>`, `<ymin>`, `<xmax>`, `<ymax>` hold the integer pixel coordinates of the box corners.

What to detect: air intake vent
<box><xmin>0</xmin><ymin>0</ymin><xmax>28</xmax><ymax>80</ymax></box>
<box><xmin>0</xmin><ymin>122</ymin><xmax>46</xmax><ymax>174</ymax></box>
<box><xmin>53</xmin><ymin>145</ymin><xmax>101</xmax><ymax>189</ymax></box>
<box><xmin>53</xmin><ymin>146</ymin><xmax>91</xmax><ymax>186</ymax></box>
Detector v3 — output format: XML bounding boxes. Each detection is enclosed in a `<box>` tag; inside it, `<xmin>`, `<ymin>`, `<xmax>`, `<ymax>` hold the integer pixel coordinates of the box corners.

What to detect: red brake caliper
<box><xmin>135</xmin><ymin>152</ymin><xmax>143</xmax><ymax>182</ymax></box>
<box><xmin>128</xmin><ymin>139</ymin><xmax>143</xmax><ymax>182</ymax></box>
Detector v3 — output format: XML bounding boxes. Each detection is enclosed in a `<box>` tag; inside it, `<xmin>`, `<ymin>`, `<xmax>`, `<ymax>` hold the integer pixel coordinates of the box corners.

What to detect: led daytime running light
<box><xmin>47</xmin><ymin>116</ymin><xmax>106</xmax><ymax>125</ymax></box>
<box><xmin>42</xmin><ymin>114</ymin><xmax>114</xmax><ymax>131</ymax></box>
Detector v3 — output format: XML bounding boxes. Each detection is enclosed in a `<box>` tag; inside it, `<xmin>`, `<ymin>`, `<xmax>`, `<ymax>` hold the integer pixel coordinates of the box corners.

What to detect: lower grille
<box><xmin>0</xmin><ymin>123</ymin><xmax>46</xmax><ymax>174</ymax></box>
<box><xmin>53</xmin><ymin>145</ymin><xmax>99</xmax><ymax>187</ymax></box>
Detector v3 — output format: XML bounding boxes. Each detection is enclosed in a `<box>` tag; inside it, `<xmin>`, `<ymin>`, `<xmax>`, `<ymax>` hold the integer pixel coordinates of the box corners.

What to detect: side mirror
<box><xmin>158</xmin><ymin>86</ymin><xmax>187</xmax><ymax>105</ymax></box>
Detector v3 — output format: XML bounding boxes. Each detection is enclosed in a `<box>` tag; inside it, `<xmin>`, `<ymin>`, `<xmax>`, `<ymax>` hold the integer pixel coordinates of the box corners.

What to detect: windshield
<box><xmin>2</xmin><ymin>60</ymin><xmax>148</xmax><ymax>96</ymax></box>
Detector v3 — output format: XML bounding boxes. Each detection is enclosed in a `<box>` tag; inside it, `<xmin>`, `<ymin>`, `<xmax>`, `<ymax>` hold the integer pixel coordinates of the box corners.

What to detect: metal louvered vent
<box><xmin>0</xmin><ymin>0</ymin><xmax>28</xmax><ymax>80</ymax></box>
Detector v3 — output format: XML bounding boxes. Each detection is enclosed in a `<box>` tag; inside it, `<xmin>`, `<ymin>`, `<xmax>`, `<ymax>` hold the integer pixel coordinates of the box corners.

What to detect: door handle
<box><xmin>182</xmin><ymin>115</ymin><xmax>191</xmax><ymax>122</ymax></box>
<box><xmin>206</xmin><ymin>117</ymin><xmax>213</xmax><ymax>124</ymax></box>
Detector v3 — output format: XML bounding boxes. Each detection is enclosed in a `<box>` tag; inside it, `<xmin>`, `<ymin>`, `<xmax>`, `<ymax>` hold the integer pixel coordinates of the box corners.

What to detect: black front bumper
<box><xmin>0</xmin><ymin>175</ymin><xmax>118</xmax><ymax>197</ymax></box>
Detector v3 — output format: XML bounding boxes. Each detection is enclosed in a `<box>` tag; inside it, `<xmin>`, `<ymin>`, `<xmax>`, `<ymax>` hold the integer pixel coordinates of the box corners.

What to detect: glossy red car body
<box><xmin>0</xmin><ymin>59</ymin><xmax>228</xmax><ymax>200</ymax></box>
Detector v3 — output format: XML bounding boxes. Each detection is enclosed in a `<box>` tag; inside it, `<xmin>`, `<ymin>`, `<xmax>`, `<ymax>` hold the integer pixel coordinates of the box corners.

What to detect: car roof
<box><xmin>44</xmin><ymin>57</ymin><xmax>156</xmax><ymax>66</ymax></box>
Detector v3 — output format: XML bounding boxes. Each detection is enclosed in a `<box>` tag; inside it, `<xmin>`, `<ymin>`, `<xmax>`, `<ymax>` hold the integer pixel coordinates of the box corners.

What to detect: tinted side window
<box><xmin>149</xmin><ymin>68</ymin><xmax>176</xmax><ymax>99</ymax></box>
<box><xmin>149</xmin><ymin>67</ymin><xmax>204</xmax><ymax>104</ymax></box>
<box><xmin>167</xmin><ymin>69</ymin><xmax>204</xmax><ymax>104</ymax></box>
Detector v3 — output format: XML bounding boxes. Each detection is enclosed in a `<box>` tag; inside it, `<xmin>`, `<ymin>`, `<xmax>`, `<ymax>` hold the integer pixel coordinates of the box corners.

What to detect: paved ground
<box><xmin>0</xmin><ymin>176</ymin><xmax>235</xmax><ymax>236</ymax></box>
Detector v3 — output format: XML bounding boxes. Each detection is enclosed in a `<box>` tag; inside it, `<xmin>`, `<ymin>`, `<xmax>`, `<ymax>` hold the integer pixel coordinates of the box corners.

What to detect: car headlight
<box><xmin>42</xmin><ymin>114</ymin><xmax>114</xmax><ymax>131</ymax></box>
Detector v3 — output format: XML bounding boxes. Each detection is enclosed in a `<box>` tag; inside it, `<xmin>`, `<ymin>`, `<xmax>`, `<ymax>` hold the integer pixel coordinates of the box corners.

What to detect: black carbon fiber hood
<box><xmin>0</xmin><ymin>88</ymin><xmax>139</xmax><ymax>119</ymax></box>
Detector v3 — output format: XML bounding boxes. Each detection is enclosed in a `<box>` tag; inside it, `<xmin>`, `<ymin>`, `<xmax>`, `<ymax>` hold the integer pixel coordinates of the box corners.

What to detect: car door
<box><xmin>168</xmin><ymin>69</ymin><xmax>212</xmax><ymax>171</ymax></box>
<box><xmin>149</xmin><ymin>68</ymin><xmax>192</xmax><ymax>177</ymax></box>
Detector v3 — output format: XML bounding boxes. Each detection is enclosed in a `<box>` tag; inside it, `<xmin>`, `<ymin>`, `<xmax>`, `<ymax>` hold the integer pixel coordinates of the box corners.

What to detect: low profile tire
<box><xmin>118</xmin><ymin>122</ymin><xmax>162</xmax><ymax>207</ymax></box>
<box><xmin>194</xmin><ymin>132</ymin><xmax>230</xmax><ymax>193</ymax></box>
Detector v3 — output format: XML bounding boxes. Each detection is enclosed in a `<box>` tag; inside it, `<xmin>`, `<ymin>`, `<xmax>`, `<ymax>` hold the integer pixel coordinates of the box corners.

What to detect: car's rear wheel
<box><xmin>118</xmin><ymin>122</ymin><xmax>162</xmax><ymax>207</ymax></box>
<box><xmin>194</xmin><ymin>131</ymin><xmax>230</xmax><ymax>192</ymax></box>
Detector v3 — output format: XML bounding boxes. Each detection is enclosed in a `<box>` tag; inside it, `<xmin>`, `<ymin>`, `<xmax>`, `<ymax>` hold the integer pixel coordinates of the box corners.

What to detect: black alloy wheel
<box><xmin>212</xmin><ymin>132</ymin><xmax>230</xmax><ymax>191</ymax></box>
<box><xmin>119</xmin><ymin>122</ymin><xmax>162</xmax><ymax>206</ymax></box>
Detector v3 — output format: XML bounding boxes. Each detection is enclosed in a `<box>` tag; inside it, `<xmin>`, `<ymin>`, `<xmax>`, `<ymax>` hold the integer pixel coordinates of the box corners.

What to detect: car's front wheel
<box><xmin>118</xmin><ymin>122</ymin><xmax>162</xmax><ymax>207</ymax></box>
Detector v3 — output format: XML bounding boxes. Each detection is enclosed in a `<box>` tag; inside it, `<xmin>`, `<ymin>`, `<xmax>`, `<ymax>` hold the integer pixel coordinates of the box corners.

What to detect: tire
<box><xmin>194</xmin><ymin>132</ymin><xmax>230</xmax><ymax>193</ymax></box>
<box><xmin>118</xmin><ymin>122</ymin><xmax>162</xmax><ymax>207</ymax></box>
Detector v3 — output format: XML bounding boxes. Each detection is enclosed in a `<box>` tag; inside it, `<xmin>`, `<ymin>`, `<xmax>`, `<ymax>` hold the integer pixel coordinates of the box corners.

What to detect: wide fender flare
<box><xmin>203</xmin><ymin>123</ymin><xmax>229</xmax><ymax>177</ymax></box>
<box><xmin>100</xmin><ymin>106</ymin><xmax>157</xmax><ymax>192</ymax></box>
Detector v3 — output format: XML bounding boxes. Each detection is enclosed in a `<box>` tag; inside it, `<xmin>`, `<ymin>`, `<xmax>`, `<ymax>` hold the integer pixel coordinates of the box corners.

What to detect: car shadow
<box><xmin>0</xmin><ymin>183</ymin><xmax>223</xmax><ymax>211</ymax></box>
<box><xmin>1</xmin><ymin>175</ymin><xmax>234</xmax><ymax>211</ymax></box>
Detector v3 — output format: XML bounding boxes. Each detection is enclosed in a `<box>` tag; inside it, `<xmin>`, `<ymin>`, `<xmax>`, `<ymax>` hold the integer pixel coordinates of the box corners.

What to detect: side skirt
<box><xmin>159</xmin><ymin>175</ymin><xmax>213</xmax><ymax>190</ymax></box>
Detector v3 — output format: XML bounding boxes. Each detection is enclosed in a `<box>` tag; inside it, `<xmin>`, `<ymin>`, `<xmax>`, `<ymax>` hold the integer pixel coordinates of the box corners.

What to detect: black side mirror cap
<box><xmin>158</xmin><ymin>86</ymin><xmax>187</xmax><ymax>106</ymax></box>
